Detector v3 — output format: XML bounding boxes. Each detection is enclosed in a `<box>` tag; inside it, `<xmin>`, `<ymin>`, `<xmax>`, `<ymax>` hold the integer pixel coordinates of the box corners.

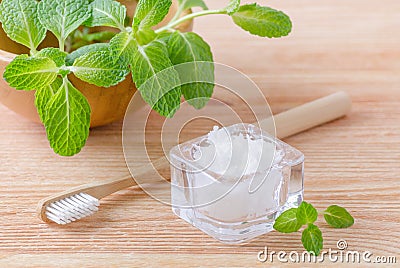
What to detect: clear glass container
<box><xmin>170</xmin><ymin>124</ymin><xmax>304</xmax><ymax>244</ymax></box>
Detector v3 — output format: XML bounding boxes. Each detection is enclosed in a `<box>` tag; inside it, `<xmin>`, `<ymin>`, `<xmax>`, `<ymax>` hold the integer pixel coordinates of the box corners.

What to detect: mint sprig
<box><xmin>36</xmin><ymin>48</ymin><xmax>68</xmax><ymax>68</ymax></box>
<box><xmin>44</xmin><ymin>78</ymin><xmax>91</xmax><ymax>156</ymax></box>
<box><xmin>35</xmin><ymin>77</ymin><xmax>64</xmax><ymax>123</ymax></box>
<box><xmin>0</xmin><ymin>0</ymin><xmax>46</xmax><ymax>53</ymax></box>
<box><xmin>273</xmin><ymin>208</ymin><xmax>302</xmax><ymax>233</ymax></box>
<box><xmin>0</xmin><ymin>0</ymin><xmax>292</xmax><ymax>156</ymax></box>
<box><xmin>297</xmin><ymin>201</ymin><xmax>318</xmax><ymax>225</ymax></box>
<box><xmin>167</xmin><ymin>31</ymin><xmax>214</xmax><ymax>109</ymax></box>
<box><xmin>273</xmin><ymin>202</ymin><xmax>354</xmax><ymax>255</ymax></box>
<box><xmin>65</xmin><ymin>43</ymin><xmax>110</xmax><ymax>66</ymax></box>
<box><xmin>37</xmin><ymin>0</ymin><xmax>91</xmax><ymax>48</ymax></box>
<box><xmin>72</xmin><ymin>50</ymin><xmax>130</xmax><ymax>87</ymax></box>
<box><xmin>132</xmin><ymin>40</ymin><xmax>182</xmax><ymax>117</ymax></box>
<box><xmin>83</xmin><ymin>0</ymin><xmax>127</xmax><ymax>30</ymax></box>
<box><xmin>3</xmin><ymin>55</ymin><xmax>58</xmax><ymax>90</ymax></box>
<box><xmin>301</xmin><ymin>224</ymin><xmax>323</xmax><ymax>255</ymax></box>
<box><xmin>324</xmin><ymin>205</ymin><xmax>354</xmax><ymax>228</ymax></box>
<box><xmin>109</xmin><ymin>32</ymin><xmax>137</xmax><ymax>65</ymax></box>
<box><xmin>232</xmin><ymin>4</ymin><xmax>292</xmax><ymax>38</ymax></box>
<box><xmin>133</xmin><ymin>0</ymin><xmax>172</xmax><ymax>29</ymax></box>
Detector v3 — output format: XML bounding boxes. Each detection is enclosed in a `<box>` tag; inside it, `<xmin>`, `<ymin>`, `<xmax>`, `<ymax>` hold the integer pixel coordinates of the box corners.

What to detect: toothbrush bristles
<box><xmin>45</xmin><ymin>193</ymin><xmax>100</xmax><ymax>224</ymax></box>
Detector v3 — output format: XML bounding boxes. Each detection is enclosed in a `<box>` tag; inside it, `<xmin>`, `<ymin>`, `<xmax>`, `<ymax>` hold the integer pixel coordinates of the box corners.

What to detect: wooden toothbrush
<box><xmin>37</xmin><ymin>91</ymin><xmax>352</xmax><ymax>224</ymax></box>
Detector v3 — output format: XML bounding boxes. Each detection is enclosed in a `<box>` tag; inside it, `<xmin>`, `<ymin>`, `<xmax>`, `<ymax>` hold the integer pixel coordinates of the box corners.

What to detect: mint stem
<box><xmin>155</xmin><ymin>9</ymin><xmax>227</xmax><ymax>33</ymax></box>
<box><xmin>59</xmin><ymin>39</ymin><xmax>65</xmax><ymax>52</ymax></box>
<box><xmin>170</xmin><ymin>4</ymin><xmax>184</xmax><ymax>24</ymax></box>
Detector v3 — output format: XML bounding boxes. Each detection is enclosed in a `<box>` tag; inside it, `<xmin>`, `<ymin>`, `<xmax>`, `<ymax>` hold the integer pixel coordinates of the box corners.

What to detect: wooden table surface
<box><xmin>1</xmin><ymin>0</ymin><xmax>399</xmax><ymax>267</ymax></box>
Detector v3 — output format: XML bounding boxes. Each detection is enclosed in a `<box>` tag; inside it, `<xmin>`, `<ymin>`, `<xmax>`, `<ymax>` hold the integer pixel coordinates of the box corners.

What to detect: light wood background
<box><xmin>1</xmin><ymin>0</ymin><xmax>399</xmax><ymax>267</ymax></box>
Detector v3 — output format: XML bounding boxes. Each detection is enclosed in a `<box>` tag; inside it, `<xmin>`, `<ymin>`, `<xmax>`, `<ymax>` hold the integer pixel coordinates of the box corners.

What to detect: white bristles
<box><xmin>45</xmin><ymin>193</ymin><xmax>100</xmax><ymax>224</ymax></box>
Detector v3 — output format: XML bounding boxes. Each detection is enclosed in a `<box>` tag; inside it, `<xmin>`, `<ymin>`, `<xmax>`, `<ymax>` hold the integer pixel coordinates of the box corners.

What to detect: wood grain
<box><xmin>1</xmin><ymin>0</ymin><xmax>399</xmax><ymax>267</ymax></box>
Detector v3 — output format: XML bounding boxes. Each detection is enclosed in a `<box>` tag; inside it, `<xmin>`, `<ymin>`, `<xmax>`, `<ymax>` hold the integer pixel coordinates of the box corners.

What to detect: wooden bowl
<box><xmin>0</xmin><ymin>0</ymin><xmax>192</xmax><ymax>127</ymax></box>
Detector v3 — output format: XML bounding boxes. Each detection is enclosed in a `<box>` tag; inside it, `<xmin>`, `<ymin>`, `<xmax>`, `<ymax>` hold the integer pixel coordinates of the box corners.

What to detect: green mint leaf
<box><xmin>231</xmin><ymin>4</ymin><xmax>292</xmax><ymax>38</ymax></box>
<box><xmin>157</xmin><ymin>32</ymin><xmax>173</xmax><ymax>43</ymax></box>
<box><xmin>65</xmin><ymin>43</ymin><xmax>109</xmax><ymax>66</ymax></box>
<box><xmin>297</xmin><ymin>201</ymin><xmax>318</xmax><ymax>225</ymax></box>
<box><xmin>132</xmin><ymin>41</ymin><xmax>181</xmax><ymax>117</ymax></box>
<box><xmin>273</xmin><ymin>208</ymin><xmax>303</xmax><ymax>233</ymax></box>
<box><xmin>38</xmin><ymin>0</ymin><xmax>91</xmax><ymax>42</ymax></box>
<box><xmin>0</xmin><ymin>0</ymin><xmax>46</xmax><ymax>51</ymax></box>
<box><xmin>178</xmin><ymin>0</ymin><xmax>208</xmax><ymax>11</ymax></box>
<box><xmin>324</xmin><ymin>205</ymin><xmax>354</xmax><ymax>228</ymax></box>
<box><xmin>84</xmin><ymin>0</ymin><xmax>126</xmax><ymax>30</ymax></box>
<box><xmin>167</xmin><ymin>32</ymin><xmax>214</xmax><ymax>109</ymax></box>
<box><xmin>34</xmin><ymin>77</ymin><xmax>63</xmax><ymax>123</ymax></box>
<box><xmin>44</xmin><ymin>79</ymin><xmax>91</xmax><ymax>156</ymax></box>
<box><xmin>225</xmin><ymin>0</ymin><xmax>240</xmax><ymax>15</ymax></box>
<box><xmin>36</xmin><ymin>48</ymin><xmax>67</xmax><ymax>67</ymax></box>
<box><xmin>135</xmin><ymin>28</ymin><xmax>157</xmax><ymax>46</ymax></box>
<box><xmin>109</xmin><ymin>32</ymin><xmax>137</xmax><ymax>65</ymax></box>
<box><xmin>301</xmin><ymin>224</ymin><xmax>323</xmax><ymax>255</ymax></box>
<box><xmin>3</xmin><ymin>55</ymin><xmax>58</xmax><ymax>90</ymax></box>
<box><xmin>134</xmin><ymin>0</ymin><xmax>172</xmax><ymax>29</ymax></box>
<box><xmin>72</xmin><ymin>50</ymin><xmax>129</xmax><ymax>87</ymax></box>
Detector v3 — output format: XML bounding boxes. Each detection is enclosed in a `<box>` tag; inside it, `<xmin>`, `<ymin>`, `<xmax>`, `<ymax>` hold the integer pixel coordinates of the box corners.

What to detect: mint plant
<box><xmin>0</xmin><ymin>0</ymin><xmax>292</xmax><ymax>156</ymax></box>
<box><xmin>273</xmin><ymin>201</ymin><xmax>354</xmax><ymax>255</ymax></box>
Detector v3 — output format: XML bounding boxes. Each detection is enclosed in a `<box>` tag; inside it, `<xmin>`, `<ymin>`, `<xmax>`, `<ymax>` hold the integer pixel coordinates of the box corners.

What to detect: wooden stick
<box><xmin>259</xmin><ymin>91</ymin><xmax>352</xmax><ymax>139</ymax></box>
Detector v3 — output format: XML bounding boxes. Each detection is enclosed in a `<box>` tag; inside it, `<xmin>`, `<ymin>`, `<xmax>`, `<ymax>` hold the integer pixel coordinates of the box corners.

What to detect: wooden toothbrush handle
<box><xmin>37</xmin><ymin>157</ymin><xmax>168</xmax><ymax>222</ymax></box>
<box><xmin>260</xmin><ymin>91</ymin><xmax>352</xmax><ymax>139</ymax></box>
<box><xmin>37</xmin><ymin>175</ymin><xmax>132</xmax><ymax>221</ymax></box>
<box><xmin>38</xmin><ymin>91</ymin><xmax>351</xmax><ymax>222</ymax></box>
